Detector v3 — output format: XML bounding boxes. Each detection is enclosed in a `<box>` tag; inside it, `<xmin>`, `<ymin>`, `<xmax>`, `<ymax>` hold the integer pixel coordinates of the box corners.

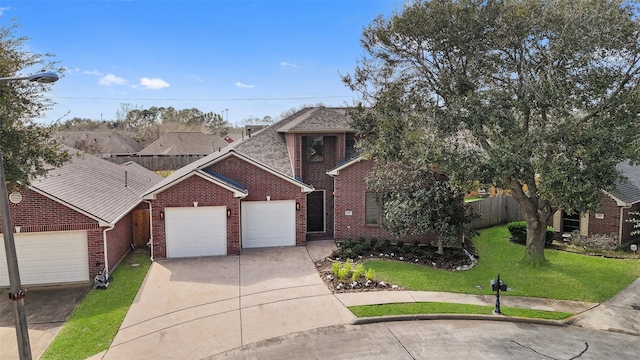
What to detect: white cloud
<box><xmin>0</xmin><ymin>7</ymin><xmax>10</xmax><ymax>17</ymax></box>
<box><xmin>281</xmin><ymin>61</ymin><xmax>298</xmax><ymax>68</ymax></box>
<box><xmin>235</xmin><ymin>82</ymin><xmax>255</xmax><ymax>88</ymax></box>
<box><xmin>83</xmin><ymin>69</ymin><xmax>102</xmax><ymax>76</ymax></box>
<box><xmin>99</xmin><ymin>74</ymin><xmax>126</xmax><ymax>86</ymax></box>
<box><xmin>139</xmin><ymin>77</ymin><xmax>170</xmax><ymax>90</ymax></box>
<box><xmin>189</xmin><ymin>75</ymin><xmax>204</xmax><ymax>83</ymax></box>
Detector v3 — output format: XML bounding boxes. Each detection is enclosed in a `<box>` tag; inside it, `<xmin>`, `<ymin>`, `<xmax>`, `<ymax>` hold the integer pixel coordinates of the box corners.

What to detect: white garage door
<box><xmin>241</xmin><ymin>200</ymin><xmax>296</xmax><ymax>248</ymax></box>
<box><xmin>165</xmin><ymin>206</ymin><xmax>227</xmax><ymax>258</ymax></box>
<box><xmin>0</xmin><ymin>231</ymin><xmax>89</xmax><ymax>287</ymax></box>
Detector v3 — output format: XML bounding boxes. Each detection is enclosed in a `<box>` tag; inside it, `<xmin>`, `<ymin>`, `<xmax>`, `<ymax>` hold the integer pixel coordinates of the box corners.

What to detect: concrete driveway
<box><xmin>99</xmin><ymin>244</ymin><xmax>354</xmax><ymax>359</ymax></box>
<box><xmin>0</xmin><ymin>284</ymin><xmax>89</xmax><ymax>360</ymax></box>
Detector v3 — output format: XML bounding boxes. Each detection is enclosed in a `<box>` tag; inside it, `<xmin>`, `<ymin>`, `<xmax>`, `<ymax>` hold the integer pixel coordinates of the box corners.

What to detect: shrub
<box><xmin>412</xmin><ymin>240</ymin><xmax>421</xmax><ymax>248</ymax></box>
<box><xmin>383</xmin><ymin>239</ymin><xmax>392</xmax><ymax>248</ymax></box>
<box><xmin>344</xmin><ymin>259</ymin><xmax>353</xmax><ymax>274</ymax></box>
<box><xmin>571</xmin><ymin>233</ymin><xmax>619</xmax><ymax>251</ymax></box>
<box><xmin>342</xmin><ymin>249</ymin><xmax>355</xmax><ymax>259</ymax></box>
<box><xmin>365</xmin><ymin>268</ymin><xmax>375</xmax><ymax>281</ymax></box>
<box><xmin>341</xmin><ymin>238</ymin><xmax>354</xmax><ymax>250</ymax></box>
<box><xmin>507</xmin><ymin>221</ymin><xmax>555</xmax><ymax>246</ymax></box>
<box><xmin>353</xmin><ymin>263</ymin><xmax>365</xmax><ymax>278</ymax></box>
<box><xmin>370</xmin><ymin>238</ymin><xmax>380</xmax><ymax>251</ymax></box>
<box><xmin>361</xmin><ymin>239</ymin><xmax>372</xmax><ymax>251</ymax></box>
<box><xmin>337</xmin><ymin>267</ymin><xmax>349</xmax><ymax>281</ymax></box>
<box><xmin>331</xmin><ymin>262</ymin><xmax>341</xmax><ymax>276</ymax></box>
<box><xmin>357</xmin><ymin>236</ymin><xmax>367</xmax><ymax>244</ymax></box>
<box><xmin>396</xmin><ymin>240</ymin><xmax>405</xmax><ymax>249</ymax></box>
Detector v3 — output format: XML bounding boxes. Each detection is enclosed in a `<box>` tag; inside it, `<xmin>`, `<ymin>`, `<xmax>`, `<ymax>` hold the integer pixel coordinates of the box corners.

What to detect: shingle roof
<box><xmin>30</xmin><ymin>148</ymin><xmax>163</xmax><ymax>224</ymax></box>
<box><xmin>55</xmin><ymin>131</ymin><xmax>143</xmax><ymax>155</ymax></box>
<box><xmin>233</xmin><ymin>106</ymin><xmax>353</xmax><ymax>176</ymax></box>
<box><xmin>137</xmin><ymin>132</ymin><xmax>240</xmax><ymax>156</ymax></box>
<box><xmin>611</xmin><ymin>162</ymin><xmax>640</xmax><ymax>205</ymax></box>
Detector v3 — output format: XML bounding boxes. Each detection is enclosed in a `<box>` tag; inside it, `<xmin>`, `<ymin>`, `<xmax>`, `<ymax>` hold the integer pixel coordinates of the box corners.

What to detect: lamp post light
<box><xmin>490</xmin><ymin>274</ymin><xmax>508</xmax><ymax>315</ymax></box>
<box><xmin>0</xmin><ymin>71</ymin><xmax>60</xmax><ymax>360</ymax></box>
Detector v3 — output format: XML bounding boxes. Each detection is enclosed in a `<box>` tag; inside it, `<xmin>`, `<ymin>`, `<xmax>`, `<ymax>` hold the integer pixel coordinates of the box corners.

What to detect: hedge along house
<box><xmin>551</xmin><ymin>162</ymin><xmax>640</xmax><ymax>247</ymax></box>
<box><xmin>0</xmin><ymin>149</ymin><xmax>162</xmax><ymax>287</ymax></box>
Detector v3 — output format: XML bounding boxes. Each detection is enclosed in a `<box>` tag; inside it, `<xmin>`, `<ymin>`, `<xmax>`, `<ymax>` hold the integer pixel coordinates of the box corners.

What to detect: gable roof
<box><xmin>30</xmin><ymin>148</ymin><xmax>163</xmax><ymax>225</ymax></box>
<box><xmin>233</xmin><ymin>106</ymin><xmax>354</xmax><ymax>177</ymax></box>
<box><xmin>55</xmin><ymin>131</ymin><xmax>143</xmax><ymax>155</ymax></box>
<box><xmin>609</xmin><ymin>162</ymin><xmax>640</xmax><ymax>206</ymax></box>
<box><xmin>142</xmin><ymin>147</ymin><xmax>313</xmax><ymax>199</ymax></box>
<box><xmin>137</xmin><ymin>132</ymin><xmax>241</xmax><ymax>156</ymax></box>
<box><xmin>326</xmin><ymin>157</ymin><xmax>365</xmax><ymax>176</ymax></box>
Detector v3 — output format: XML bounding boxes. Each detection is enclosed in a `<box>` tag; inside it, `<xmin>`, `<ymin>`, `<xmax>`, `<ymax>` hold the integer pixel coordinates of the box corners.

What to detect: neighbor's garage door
<box><xmin>0</xmin><ymin>231</ymin><xmax>89</xmax><ymax>287</ymax></box>
<box><xmin>241</xmin><ymin>200</ymin><xmax>296</xmax><ymax>248</ymax></box>
<box><xmin>165</xmin><ymin>206</ymin><xmax>227</xmax><ymax>258</ymax></box>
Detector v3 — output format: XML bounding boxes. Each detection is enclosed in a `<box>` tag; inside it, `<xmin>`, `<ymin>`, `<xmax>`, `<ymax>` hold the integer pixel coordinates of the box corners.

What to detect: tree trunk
<box><xmin>522</xmin><ymin>215</ymin><xmax>548</xmax><ymax>266</ymax></box>
<box><xmin>508</xmin><ymin>179</ymin><xmax>552</xmax><ymax>266</ymax></box>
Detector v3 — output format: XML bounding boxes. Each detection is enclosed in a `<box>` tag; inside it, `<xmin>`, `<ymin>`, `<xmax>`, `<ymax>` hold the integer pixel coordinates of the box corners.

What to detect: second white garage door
<box><xmin>165</xmin><ymin>206</ymin><xmax>227</xmax><ymax>258</ymax></box>
<box><xmin>241</xmin><ymin>200</ymin><xmax>296</xmax><ymax>248</ymax></box>
<box><xmin>0</xmin><ymin>231</ymin><xmax>89</xmax><ymax>287</ymax></box>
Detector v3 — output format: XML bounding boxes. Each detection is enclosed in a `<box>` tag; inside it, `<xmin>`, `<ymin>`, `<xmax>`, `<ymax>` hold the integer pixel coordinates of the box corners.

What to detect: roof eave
<box><xmin>327</xmin><ymin>157</ymin><xmax>364</xmax><ymax>176</ymax></box>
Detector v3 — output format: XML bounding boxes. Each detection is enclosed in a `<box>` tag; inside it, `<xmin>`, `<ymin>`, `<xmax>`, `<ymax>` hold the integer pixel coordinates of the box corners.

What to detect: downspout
<box><xmin>143</xmin><ymin>200</ymin><xmax>155</xmax><ymax>261</ymax></box>
<box><xmin>102</xmin><ymin>225</ymin><xmax>115</xmax><ymax>273</ymax></box>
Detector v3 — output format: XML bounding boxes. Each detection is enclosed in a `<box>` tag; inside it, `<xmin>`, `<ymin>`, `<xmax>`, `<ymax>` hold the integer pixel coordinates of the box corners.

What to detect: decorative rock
<box><xmin>415</xmin><ymin>259</ymin><xmax>419</xmax><ymax>262</ymax></box>
<box><xmin>379</xmin><ymin>281</ymin><xmax>386</xmax><ymax>286</ymax></box>
<box><xmin>326</xmin><ymin>275</ymin><xmax>333</xmax><ymax>280</ymax></box>
<box><xmin>365</xmin><ymin>280</ymin><xmax>372</xmax><ymax>286</ymax></box>
<box><xmin>370</xmin><ymin>254</ymin><xmax>374</xmax><ymax>257</ymax></box>
<box><xmin>351</xmin><ymin>281</ymin><xmax>358</xmax><ymax>288</ymax></box>
<box><xmin>399</xmin><ymin>257</ymin><xmax>404</xmax><ymax>261</ymax></box>
<box><xmin>358</xmin><ymin>256</ymin><xmax>363</xmax><ymax>259</ymax></box>
<box><xmin>384</xmin><ymin>253</ymin><xmax>390</xmax><ymax>257</ymax></box>
<box><xmin>432</xmin><ymin>262</ymin><xmax>437</xmax><ymax>266</ymax></box>
<box><xmin>475</xmin><ymin>285</ymin><xmax>483</xmax><ymax>290</ymax></box>
<box><xmin>390</xmin><ymin>253</ymin><xmax>395</xmax><ymax>257</ymax></box>
<box><xmin>380</xmin><ymin>253</ymin><xmax>384</xmax><ymax>257</ymax></box>
<box><xmin>392</xmin><ymin>285</ymin><xmax>398</xmax><ymax>289</ymax></box>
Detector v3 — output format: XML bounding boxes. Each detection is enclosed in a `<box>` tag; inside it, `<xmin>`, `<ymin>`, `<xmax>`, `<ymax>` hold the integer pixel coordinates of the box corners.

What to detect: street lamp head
<box><xmin>27</xmin><ymin>72</ymin><xmax>59</xmax><ymax>83</ymax></box>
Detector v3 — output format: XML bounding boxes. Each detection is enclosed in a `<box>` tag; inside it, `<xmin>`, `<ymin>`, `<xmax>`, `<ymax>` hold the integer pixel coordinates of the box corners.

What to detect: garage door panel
<box><xmin>0</xmin><ymin>231</ymin><xmax>89</xmax><ymax>287</ymax></box>
<box><xmin>165</xmin><ymin>206</ymin><xmax>227</xmax><ymax>258</ymax></box>
<box><xmin>242</xmin><ymin>200</ymin><xmax>296</xmax><ymax>248</ymax></box>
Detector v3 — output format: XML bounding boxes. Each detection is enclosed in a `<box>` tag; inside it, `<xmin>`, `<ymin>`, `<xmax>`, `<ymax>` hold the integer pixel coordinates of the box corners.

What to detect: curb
<box><xmin>351</xmin><ymin>314</ymin><xmax>569</xmax><ymax>327</ymax></box>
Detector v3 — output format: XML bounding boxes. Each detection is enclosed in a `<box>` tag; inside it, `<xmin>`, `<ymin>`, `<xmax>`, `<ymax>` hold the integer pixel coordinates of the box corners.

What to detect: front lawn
<box><xmin>365</xmin><ymin>225</ymin><xmax>640</xmax><ymax>303</ymax></box>
<box><xmin>41</xmin><ymin>251</ymin><xmax>151</xmax><ymax>360</ymax></box>
<box><xmin>349</xmin><ymin>302</ymin><xmax>572</xmax><ymax>320</ymax></box>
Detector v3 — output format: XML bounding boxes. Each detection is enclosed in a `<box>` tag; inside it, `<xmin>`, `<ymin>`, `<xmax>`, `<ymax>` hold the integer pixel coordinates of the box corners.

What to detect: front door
<box><xmin>307</xmin><ymin>191</ymin><xmax>325</xmax><ymax>232</ymax></box>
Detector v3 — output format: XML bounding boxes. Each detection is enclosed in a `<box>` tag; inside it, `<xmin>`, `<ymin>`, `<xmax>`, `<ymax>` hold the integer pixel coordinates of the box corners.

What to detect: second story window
<box><xmin>306</xmin><ymin>136</ymin><xmax>324</xmax><ymax>162</ymax></box>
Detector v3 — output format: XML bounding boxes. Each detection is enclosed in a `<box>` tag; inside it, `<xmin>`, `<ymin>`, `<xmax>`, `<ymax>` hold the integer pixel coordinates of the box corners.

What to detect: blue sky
<box><xmin>0</xmin><ymin>0</ymin><xmax>398</xmax><ymax>125</ymax></box>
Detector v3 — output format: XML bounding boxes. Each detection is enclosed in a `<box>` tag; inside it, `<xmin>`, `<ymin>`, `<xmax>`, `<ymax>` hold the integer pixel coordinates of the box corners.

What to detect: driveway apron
<box><xmin>101</xmin><ymin>246</ymin><xmax>353</xmax><ymax>360</ymax></box>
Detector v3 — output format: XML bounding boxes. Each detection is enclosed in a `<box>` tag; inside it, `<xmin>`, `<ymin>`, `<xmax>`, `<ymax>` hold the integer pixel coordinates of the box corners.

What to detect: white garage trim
<box><xmin>0</xmin><ymin>231</ymin><xmax>89</xmax><ymax>287</ymax></box>
<box><xmin>241</xmin><ymin>200</ymin><xmax>296</xmax><ymax>248</ymax></box>
<box><xmin>165</xmin><ymin>206</ymin><xmax>227</xmax><ymax>258</ymax></box>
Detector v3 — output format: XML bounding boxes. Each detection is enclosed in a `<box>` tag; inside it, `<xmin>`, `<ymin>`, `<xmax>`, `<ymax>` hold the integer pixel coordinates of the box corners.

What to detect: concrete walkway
<box><xmin>87</xmin><ymin>241</ymin><xmax>636</xmax><ymax>360</ymax></box>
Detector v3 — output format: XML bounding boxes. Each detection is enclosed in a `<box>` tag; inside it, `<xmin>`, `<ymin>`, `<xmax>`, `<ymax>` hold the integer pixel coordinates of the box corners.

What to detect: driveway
<box><xmin>99</xmin><ymin>243</ymin><xmax>354</xmax><ymax>359</ymax></box>
<box><xmin>0</xmin><ymin>284</ymin><xmax>89</xmax><ymax>360</ymax></box>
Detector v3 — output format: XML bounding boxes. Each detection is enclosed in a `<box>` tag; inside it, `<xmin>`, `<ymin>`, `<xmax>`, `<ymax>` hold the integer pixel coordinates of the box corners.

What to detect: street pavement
<box><xmin>211</xmin><ymin>320</ymin><xmax>640</xmax><ymax>360</ymax></box>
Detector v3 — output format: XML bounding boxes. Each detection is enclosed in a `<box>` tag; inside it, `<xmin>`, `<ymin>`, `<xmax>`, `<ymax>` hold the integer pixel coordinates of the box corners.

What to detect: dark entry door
<box><xmin>307</xmin><ymin>191</ymin><xmax>325</xmax><ymax>232</ymax></box>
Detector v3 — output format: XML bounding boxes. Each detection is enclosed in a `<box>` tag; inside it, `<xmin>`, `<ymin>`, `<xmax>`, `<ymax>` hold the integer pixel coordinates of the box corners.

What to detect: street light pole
<box><xmin>0</xmin><ymin>71</ymin><xmax>60</xmax><ymax>360</ymax></box>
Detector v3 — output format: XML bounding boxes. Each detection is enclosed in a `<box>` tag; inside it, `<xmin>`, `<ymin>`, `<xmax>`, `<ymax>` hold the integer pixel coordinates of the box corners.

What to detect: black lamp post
<box><xmin>490</xmin><ymin>274</ymin><xmax>507</xmax><ymax>315</ymax></box>
<box><xmin>0</xmin><ymin>71</ymin><xmax>60</xmax><ymax>360</ymax></box>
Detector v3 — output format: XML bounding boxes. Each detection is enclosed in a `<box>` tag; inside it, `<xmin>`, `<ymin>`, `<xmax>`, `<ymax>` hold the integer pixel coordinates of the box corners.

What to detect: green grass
<box><xmin>365</xmin><ymin>225</ymin><xmax>640</xmax><ymax>303</ymax></box>
<box><xmin>349</xmin><ymin>302</ymin><xmax>572</xmax><ymax>320</ymax></box>
<box><xmin>41</xmin><ymin>251</ymin><xmax>151</xmax><ymax>360</ymax></box>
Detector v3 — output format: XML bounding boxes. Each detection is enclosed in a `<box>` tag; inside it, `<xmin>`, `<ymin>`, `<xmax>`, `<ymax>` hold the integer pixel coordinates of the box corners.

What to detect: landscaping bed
<box><xmin>317</xmin><ymin>238</ymin><xmax>475</xmax><ymax>293</ymax></box>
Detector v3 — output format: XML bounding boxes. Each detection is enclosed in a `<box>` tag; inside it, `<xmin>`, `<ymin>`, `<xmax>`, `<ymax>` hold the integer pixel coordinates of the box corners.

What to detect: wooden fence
<box><xmin>468</xmin><ymin>195</ymin><xmax>524</xmax><ymax>230</ymax></box>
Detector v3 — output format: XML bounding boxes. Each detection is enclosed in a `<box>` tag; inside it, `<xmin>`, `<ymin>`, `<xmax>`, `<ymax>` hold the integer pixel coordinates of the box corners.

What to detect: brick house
<box><xmin>144</xmin><ymin>106</ymin><xmax>428</xmax><ymax>259</ymax></box>
<box><xmin>552</xmin><ymin>162</ymin><xmax>640</xmax><ymax>246</ymax></box>
<box><xmin>0</xmin><ymin>149</ymin><xmax>162</xmax><ymax>287</ymax></box>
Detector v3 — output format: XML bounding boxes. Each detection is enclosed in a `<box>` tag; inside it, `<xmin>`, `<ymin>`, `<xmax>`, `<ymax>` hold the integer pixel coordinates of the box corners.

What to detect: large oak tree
<box><xmin>344</xmin><ymin>0</ymin><xmax>640</xmax><ymax>265</ymax></box>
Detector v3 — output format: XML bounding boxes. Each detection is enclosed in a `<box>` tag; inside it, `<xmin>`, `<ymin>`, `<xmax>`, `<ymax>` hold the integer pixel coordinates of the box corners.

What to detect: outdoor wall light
<box><xmin>159</xmin><ymin>210</ymin><xmax>165</xmax><ymax>220</ymax></box>
<box><xmin>296</xmin><ymin>202</ymin><xmax>301</xmax><ymax>211</ymax></box>
<box><xmin>227</xmin><ymin>209</ymin><xmax>232</xmax><ymax>218</ymax></box>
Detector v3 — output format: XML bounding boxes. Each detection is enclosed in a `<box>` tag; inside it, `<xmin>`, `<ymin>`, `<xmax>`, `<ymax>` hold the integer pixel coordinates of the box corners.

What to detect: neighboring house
<box><xmin>0</xmin><ymin>149</ymin><xmax>163</xmax><ymax>287</ymax></box>
<box><xmin>142</xmin><ymin>106</ymin><xmax>435</xmax><ymax>260</ymax></box>
<box><xmin>54</xmin><ymin>131</ymin><xmax>143</xmax><ymax>157</ymax></box>
<box><xmin>131</xmin><ymin>132</ymin><xmax>242</xmax><ymax>171</ymax></box>
<box><xmin>551</xmin><ymin>162</ymin><xmax>640</xmax><ymax>246</ymax></box>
